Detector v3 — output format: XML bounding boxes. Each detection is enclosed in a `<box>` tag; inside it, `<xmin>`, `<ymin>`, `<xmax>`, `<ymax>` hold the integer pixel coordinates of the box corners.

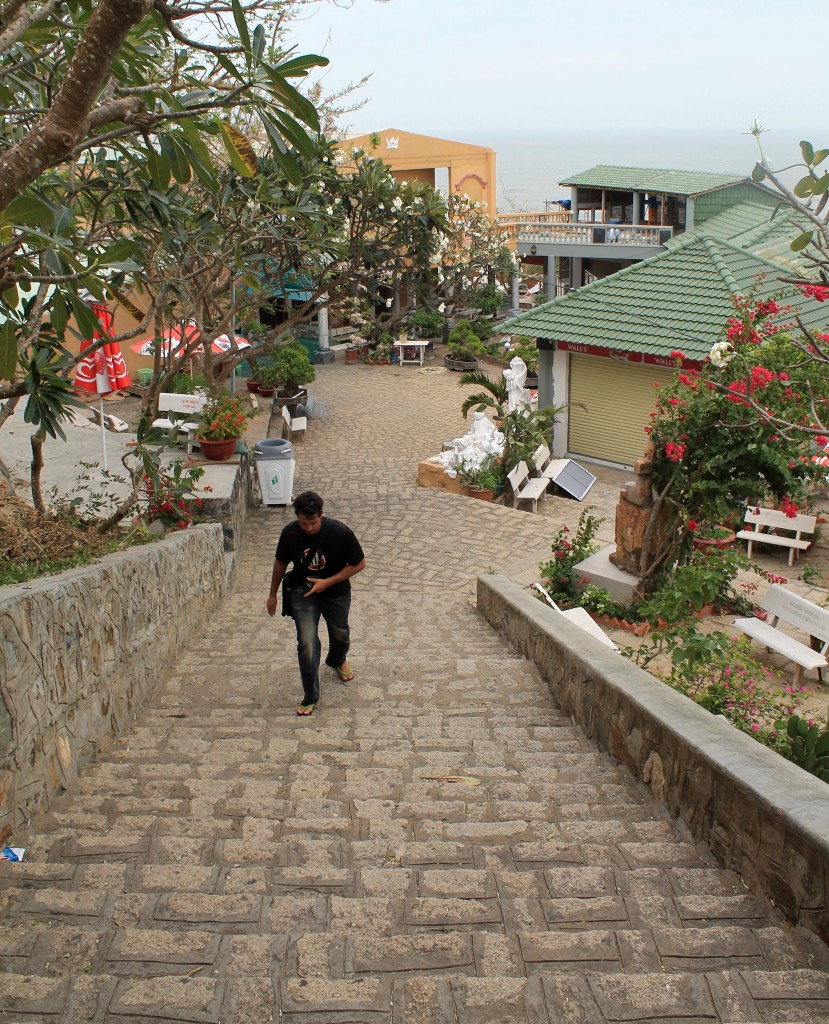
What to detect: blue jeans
<box><xmin>288</xmin><ymin>587</ymin><xmax>351</xmax><ymax>705</ymax></box>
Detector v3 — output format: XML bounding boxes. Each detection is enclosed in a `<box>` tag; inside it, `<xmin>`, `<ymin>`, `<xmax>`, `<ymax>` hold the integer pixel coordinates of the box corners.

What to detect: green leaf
<box><xmin>68</xmin><ymin>293</ymin><xmax>101</xmax><ymax>340</ymax></box>
<box><xmin>813</xmin><ymin>149</ymin><xmax>829</xmax><ymax>168</ymax></box>
<box><xmin>0</xmin><ymin>320</ymin><xmax>17</xmax><ymax>381</ymax></box>
<box><xmin>180</xmin><ymin>120</ymin><xmax>217</xmax><ymax>189</ymax></box>
<box><xmin>269</xmin><ymin>109</ymin><xmax>315</xmax><ymax>158</ymax></box>
<box><xmin>0</xmin><ymin>194</ymin><xmax>52</xmax><ymax>229</ymax></box>
<box><xmin>800</xmin><ymin>140</ymin><xmax>815</xmax><ymax>165</ymax></box>
<box><xmin>751</xmin><ymin>163</ymin><xmax>766</xmax><ymax>182</ymax></box>
<box><xmin>145</xmin><ymin>145</ymin><xmax>171</xmax><ymax>190</ymax></box>
<box><xmin>262</xmin><ymin>67</ymin><xmax>320</xmax><ymax>131</ymax></box>
<box><xmin>231</xmin><ymin>0</ymin><xmax>251</xmax><ymax>54</ymax></box>
<box><xmin>159</xmin><ymin>133</ymin><xmax>191</xmax><ymax>185</ymax></box>
<box><xmin>273</xmin><ymin>53</ymin><xmax>329</xmax><ymax>78</ymax></box>
<box><xmin>793</xmin><ymin>175</ymin><xmax>814</xmax><ymax>199</ymax></box>
<box><xmin>790</xmin><ymin>230</ymin><xmax>814</xmax><ymax>252</ymax></box>
<box><xmin>813</xmin><ymin>172</ymin><xmax>829</xmax><ymax>195</ymax></box>
<box><xmin>51</xmin><ymin>291</ymin><xmax>68</xmax><ymax>336</ymax></box>
<box><xmin>252</xmin><ymin>23</ymin><xmax>265</xmax><ymax>60</ymax></box>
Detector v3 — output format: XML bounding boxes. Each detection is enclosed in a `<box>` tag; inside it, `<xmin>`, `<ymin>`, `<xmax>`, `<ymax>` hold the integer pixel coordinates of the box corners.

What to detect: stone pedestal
<box><xmin>416</xmin><ymin>460</ymin><xmax>471</xmax><ymax>495</ymax></box>
<box><xmin>609</xmin><ymin>449</ymin><xmax>657</xmax><ymax>576</ymax></box>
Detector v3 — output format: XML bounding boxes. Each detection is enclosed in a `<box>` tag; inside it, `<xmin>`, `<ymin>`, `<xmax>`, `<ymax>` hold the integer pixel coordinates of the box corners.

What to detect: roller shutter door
<box><xmin>568</xmin><ymin>355</ymin><xmax>673</xmax><ymax>466</ymax></box>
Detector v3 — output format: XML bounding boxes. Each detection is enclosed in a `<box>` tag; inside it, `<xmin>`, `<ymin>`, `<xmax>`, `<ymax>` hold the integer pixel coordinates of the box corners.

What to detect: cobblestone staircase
<box><xmin>2</xmin><ymin>361</ymin><xmax>828</xmax><ymax>1022</ymax></box>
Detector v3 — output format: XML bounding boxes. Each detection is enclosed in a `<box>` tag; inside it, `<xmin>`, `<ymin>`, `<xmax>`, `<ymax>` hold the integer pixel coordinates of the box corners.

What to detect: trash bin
<box><xmin>254</xmin><ymin>438</ymin><xmax>294</xmax><ymax>506</ymax></box>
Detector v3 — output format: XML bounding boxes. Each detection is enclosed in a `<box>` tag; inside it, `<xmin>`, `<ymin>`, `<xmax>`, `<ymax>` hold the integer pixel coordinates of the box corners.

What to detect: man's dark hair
<box><xmin>293</xmin><ymin>491</ymin><xmax>323</xmax><ymax>517</ymax></box>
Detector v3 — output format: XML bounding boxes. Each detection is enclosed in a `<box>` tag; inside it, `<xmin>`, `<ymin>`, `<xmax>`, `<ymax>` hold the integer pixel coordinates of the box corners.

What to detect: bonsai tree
<box><xmin>447</xmin><ymin>320</ymin><xmax>487</xmax><ymax>363</ymax></box>
<box><xmin>266</xmin><ymin>343</ymin><xmax>316</xmax><ymax>396</ymax></box>
<box><xmin>408</xmin><ymin>308</ymin><xmax>444</xmax><ymax>339</ymax></box>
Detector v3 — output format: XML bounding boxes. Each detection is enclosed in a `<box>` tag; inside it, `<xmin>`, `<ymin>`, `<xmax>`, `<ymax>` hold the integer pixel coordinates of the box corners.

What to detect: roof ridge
<box><xmin>701</xmin><ymin>236</ymin><xmax>742</xmax><ymax>295</ymax></box>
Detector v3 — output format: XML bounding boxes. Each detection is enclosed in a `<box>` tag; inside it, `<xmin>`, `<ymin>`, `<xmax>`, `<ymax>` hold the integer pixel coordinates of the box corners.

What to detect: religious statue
<box><xmin>503</xmin><ymin>356</ymin><xmax>531</xmax><ymax>414</ymax></box>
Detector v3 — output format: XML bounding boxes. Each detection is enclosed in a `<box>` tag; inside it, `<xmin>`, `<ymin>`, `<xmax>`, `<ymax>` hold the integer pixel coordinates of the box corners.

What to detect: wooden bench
<box><xmin>153</xmin><ymin>392</ymin><xmax>208</xmax><ymax>452</ymax></box>
<box><xmin>506</xmin><ymin>460</ymin><xmax>548</xmax><ymax>513</ymax></box>
<box><xmin>733</xmin><ymin>583</ymin><xmax>829</xmax><ymax>685</ymax></box>
<box><xmin>737</xmin><ymin>505</ymin><xmax>816</xmax><ymax>568</ymax></box>
<box><xmin>281</xmin><ymin>404</ymin><xmax>307</xmax><ymax>440</ymax></box>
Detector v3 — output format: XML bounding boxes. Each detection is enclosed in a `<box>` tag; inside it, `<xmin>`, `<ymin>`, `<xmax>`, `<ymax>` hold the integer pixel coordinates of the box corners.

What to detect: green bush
<box><xmin>409</xmin><ymin>308</ymin><xmax>444</xmax><ymax>338</ymax></box>
<box><xmin>448</xmin><ymin>320</ymin><xmax>487</xmax><ymax>361</ymax></box>
<box><xmin>261</xmin><ymin>342</ymin><xmax>315</xmax><ymax>393</ymax></box>
<box><xmin>472</xmin><ymin>283</ymin><xmax>502</xmax><ymax>316</ymax></box>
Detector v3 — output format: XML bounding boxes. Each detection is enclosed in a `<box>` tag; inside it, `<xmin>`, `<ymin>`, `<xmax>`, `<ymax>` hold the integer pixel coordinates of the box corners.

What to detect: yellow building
<box><xmin>337</xmin><ymin>129</ymin><xmax>497</xmax><ymax>209</ymax></box>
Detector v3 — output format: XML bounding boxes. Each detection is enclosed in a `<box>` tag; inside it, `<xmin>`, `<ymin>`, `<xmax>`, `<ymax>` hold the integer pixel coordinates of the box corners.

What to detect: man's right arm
<box><xmin>266</xmin><ymin>559</ymin><xmax>288</xmax><ymax>617</ymax></box>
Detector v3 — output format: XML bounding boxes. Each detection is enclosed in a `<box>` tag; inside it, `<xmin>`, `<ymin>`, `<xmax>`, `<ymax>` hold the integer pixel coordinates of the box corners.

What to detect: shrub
<box><xmin>538</xmin><ymin>505</ymin><xmax>604</xmax><ymax>602</ymax></box>
<box><xmin>264</xmin><ymin>342</ymin><xmax>316</xmax><ymax>393</ymax></box>
<box><xmin>408</xmin><ymin>308</ymin><xmax>444</xmax><ymax>338</ymax></box>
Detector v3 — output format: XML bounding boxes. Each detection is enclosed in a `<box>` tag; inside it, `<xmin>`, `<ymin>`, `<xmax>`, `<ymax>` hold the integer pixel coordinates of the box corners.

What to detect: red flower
<box><xmin>687</xmin><ymin>519</ymin><xmax>698</xmax><ymax>532</ymax></box>
<box><xmin>799</xmin><ymin>284</ymin><xmax>829</xmax><ymax>302</ymax></box>
<box><xmin>816</xmin><ymin>435</ymin><xmax>828</xmax><ymax>447</ymax></box>
<box><xmin>670</xmin><ymin>349</ymin><xmax>685</xmax><ymax>361</ymax></box>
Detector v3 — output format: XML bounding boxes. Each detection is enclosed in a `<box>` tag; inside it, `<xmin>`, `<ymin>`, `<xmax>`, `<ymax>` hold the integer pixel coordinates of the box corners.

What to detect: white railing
<box><xmin>518</xmin><ymin>223</ymin><xmax>672</xmax><ymax>246</ymax></box>
<box><xmin>496</xmin><ymin>210</ymin><xmax>571</xmax><ymax>227</ymax></box>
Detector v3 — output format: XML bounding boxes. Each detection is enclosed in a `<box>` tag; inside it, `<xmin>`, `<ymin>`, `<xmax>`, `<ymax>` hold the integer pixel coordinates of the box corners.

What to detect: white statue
<box><xmin>503</xmin><ymin>356</ymin><xmax>531</xmax><ymax>414</ymax></box>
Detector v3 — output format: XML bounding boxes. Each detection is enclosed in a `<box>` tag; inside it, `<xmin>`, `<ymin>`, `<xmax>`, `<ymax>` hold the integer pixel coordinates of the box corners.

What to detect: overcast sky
<box><xmin>287</xmin><ymin>0</ymin><xmax>824</xmax><ymax>136</ymax></box>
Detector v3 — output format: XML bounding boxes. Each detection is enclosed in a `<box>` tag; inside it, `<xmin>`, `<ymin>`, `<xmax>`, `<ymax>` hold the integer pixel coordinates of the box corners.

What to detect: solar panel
<box><xmin>549</xmin><ymin>459</ymin><xmax>596</xmax><ymax>501</ymax></box>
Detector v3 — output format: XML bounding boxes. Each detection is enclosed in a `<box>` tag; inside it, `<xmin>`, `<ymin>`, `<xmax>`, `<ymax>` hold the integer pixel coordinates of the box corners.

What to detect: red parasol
<box><xmin>130</xmin><ymin>322</ymin><xmax>201</xmax><ymax>357</ymax></box>
<box><xmin>74</xmin><ymin>302</ymin><xmax>132</xmax><ymax>395</ymax></box>
<box><xmin>73</xmin><ymin>301</ymin><xmax>132</xmax><ymax>471</ymax></box>
<box><xmin>210</xmin><ymin>333</ymin><xmax>250</xmax><ymax>354</ymax></box>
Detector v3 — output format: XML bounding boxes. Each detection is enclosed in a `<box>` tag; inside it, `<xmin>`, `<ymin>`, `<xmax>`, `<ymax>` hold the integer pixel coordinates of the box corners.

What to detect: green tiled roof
<box><xmin>502</xmin><ymin>236</ymin><xmax>827</xmax><ymax>360</ymax></box>
<box><xmin>669</xmin><ymin>201</ymin><xmax>818</xmax><ymax>271</ymax></box>
<box><xmin>559</xmin><ymin>164</ymin><xmax>745</xmax><ymax>196</ymax></box>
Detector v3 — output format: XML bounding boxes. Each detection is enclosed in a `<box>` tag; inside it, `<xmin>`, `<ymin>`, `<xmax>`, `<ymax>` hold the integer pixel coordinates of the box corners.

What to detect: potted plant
<box><xmin>458</xmin><ymin>453</ymin><xmax>503</xmax><ymax>501</ymax></box>
<box><xmin>690</xmin><ymin>520</ymin><xmax>737</xmax><ymax>551</ymax></box>
<box><xmin>255</xmin><ymin>360</ymin><xmax>281</xmax><ymax>397</ymax></box>
<box><xmin>445</xmin><ymin>320</ymin><xmax>485</xmax><ymax>371</ymax></box>
<box><xmin>195</xmin><ymin>393</ymin><xmax>252</xmax><ymax>461</ymax></box>
<box><xmin>267</xmin><ymin>342</ymin><xmax>316</xmax><ymax>412</ymax></box>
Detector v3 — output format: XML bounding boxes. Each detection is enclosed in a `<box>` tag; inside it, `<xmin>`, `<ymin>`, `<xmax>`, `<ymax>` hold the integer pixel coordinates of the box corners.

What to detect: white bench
<box><xmin>153</xmin><ymin>392</ymin><xmax>208</xmax><ymax>452</ymax></box>
<box><xmin>733</xmin><ymin>583</ymin><xmax>829</xmax><ymax>685</ymax></box>
<box><xmin>507</xmin><ymin>460</ymin><xmax>548</xmax><ymax>513</ymax></box>
<box><xmin>281</xmin><ymin>404</ymin><xmax>307</xmax><ymax>440</ymax></box>
<box><xmin>533</xmin><ymin>584</ymin><xmax>619</xmax><ymax>650</ymax></box>
<box><xmin>737</xmin><ymin>505</ymin><xmax>816</xmax><ymax>568</ymax></box>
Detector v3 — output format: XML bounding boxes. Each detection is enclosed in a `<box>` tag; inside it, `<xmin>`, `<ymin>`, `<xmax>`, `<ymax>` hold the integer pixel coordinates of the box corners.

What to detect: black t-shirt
<box><xmin>275</xmin><ymin>517</ymin><xmax>365</xmax><ymax>597</ymax></box>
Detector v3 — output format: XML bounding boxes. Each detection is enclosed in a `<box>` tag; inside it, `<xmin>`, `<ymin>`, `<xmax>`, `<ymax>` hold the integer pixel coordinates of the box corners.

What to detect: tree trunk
<box><xmin>30</xmin><ymin>432</ymin><xmax>45</xmax><ymax>513</ymax></box>
<box><xmin>0</xmin><ymin>0</ymin><xmax>152</xmax><ymax>211</ymax></box>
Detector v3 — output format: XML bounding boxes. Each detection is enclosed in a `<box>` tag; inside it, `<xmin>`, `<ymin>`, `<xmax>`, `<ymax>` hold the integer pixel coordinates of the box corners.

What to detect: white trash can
<box><xmin>254</xmin><ymin>438</ymin><xmax>294</xmax><ymax>506</ymax></box>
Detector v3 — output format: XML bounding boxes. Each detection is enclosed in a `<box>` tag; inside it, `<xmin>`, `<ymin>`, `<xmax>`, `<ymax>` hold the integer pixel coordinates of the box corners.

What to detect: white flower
<box><xmin>709</xmin><ymin>341</ymin><xmax>734</xmax><ymax>368</ymax></box>
<box><xmin>438</xmin><ymin>302</ymin><xmax>446</xmax><ymax>313</ymax></box>
<box><xmin>385</xmin><ymin>298</ymin><xmax>393</xmax><ymax>308</ymax></box>
<box><xmin>392</xmin><ymin>197</ymin><xmax>402</xmax><ymax>210</ymax></box>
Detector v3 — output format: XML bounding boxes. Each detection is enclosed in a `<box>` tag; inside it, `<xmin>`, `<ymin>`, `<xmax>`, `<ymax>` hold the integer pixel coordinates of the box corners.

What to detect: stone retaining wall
<box><xmin>0</xmin><ymin>524</ymin><xmax>228</xmax><ymax>841</ymax></box>
<box><xmin>478</xmin><ymin>573</ymin><xmax>829</xmax><ymax>944</ymax></box>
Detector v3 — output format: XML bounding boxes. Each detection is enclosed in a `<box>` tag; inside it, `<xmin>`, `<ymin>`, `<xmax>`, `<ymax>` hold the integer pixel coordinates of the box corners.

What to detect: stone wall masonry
<box><xmin>0</xmin><ymin>524</ymin><xmax>228</xmax><ymax>842</ymax></box>
<box><xmin>477</xmin><ymin>573</ymin><xmax>829</xmax><ymax>944</ymax></box>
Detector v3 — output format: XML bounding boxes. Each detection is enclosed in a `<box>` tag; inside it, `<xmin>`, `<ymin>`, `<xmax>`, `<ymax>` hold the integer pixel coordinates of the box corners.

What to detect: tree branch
<box><xmin>0</xmin><ymin>0</ymin><xmax>152</xmax><ymax>211</ymax></box>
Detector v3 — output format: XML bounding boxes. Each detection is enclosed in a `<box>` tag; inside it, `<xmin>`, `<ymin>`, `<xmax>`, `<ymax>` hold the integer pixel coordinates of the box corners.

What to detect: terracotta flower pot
<box><xmin>692</xmin><ymin>529</ymin><xmax>736</xmax><ymax>551</ymax></box>
<box><xmin>469</xmin><ymin>488</ymin><xmax>494</xmax><ymax>501</ymax></box>
<box><xmin>256</xmin><ymin>385</ymin><xmax>276</xmax><ymax>397</ymax></box>
<box><xmin>245</xmin><ymin>379</ymin><xmax>260</xmax><ymax>393</ymax></box>
<box><xmin>197</xmin><ymin>436</ymin><xmax>239</xmax><ymax>461</ymax></box>
<box><xmin>345</xmin><ymin>346</ymin><xmax>359</xmax><ymax>365</ymax></box>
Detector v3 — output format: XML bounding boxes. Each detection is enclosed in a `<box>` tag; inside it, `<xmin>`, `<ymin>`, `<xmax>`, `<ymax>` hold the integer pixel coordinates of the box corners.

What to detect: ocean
<box><xmin>431</xmin><ymin>127</ymin><xmax>815</xmax><ymax>211</ymax></box>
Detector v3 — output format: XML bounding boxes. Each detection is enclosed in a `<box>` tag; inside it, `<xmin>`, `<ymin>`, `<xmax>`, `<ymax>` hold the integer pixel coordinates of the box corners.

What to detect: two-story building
<box><xmin>515</xmin><ymin>164</ymin><xmax>781</xmax><ymax>299</ymax></box>
<box><xmin>504</xmin><ymin>176</ymin><xmax>823</xmax><ymax>467</ymax></box>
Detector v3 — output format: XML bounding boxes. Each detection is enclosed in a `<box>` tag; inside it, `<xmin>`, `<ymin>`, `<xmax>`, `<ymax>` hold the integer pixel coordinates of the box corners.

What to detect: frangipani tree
<box><xmin>428</xmin><ymin>192</ymin><xmax>512</xmax><ymax>322</ymax></box>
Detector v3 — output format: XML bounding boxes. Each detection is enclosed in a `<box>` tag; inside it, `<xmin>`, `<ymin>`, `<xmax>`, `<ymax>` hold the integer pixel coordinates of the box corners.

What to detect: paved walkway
<box><xmin>2</xmin><ymin>359</ymin><xmax>828</xmax><ymax>1023</ymax></box>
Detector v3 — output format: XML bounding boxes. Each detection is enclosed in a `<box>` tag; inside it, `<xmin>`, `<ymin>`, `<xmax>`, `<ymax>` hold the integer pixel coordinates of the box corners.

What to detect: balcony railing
<box><xmin>517</xmin><ymin>223</ymin><xmax>673</xmax><ymax>247</ymax></box>
<box><xmin>496</xmin><ymin>210</ymin><xmax>571</xmax><ymax>242</ymax></box>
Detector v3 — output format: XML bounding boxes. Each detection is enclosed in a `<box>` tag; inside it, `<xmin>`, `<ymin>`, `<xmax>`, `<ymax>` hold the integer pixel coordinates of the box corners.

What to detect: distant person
<box><xmin>266</xmin><ymin>491</ymin><xmax>366</xmax><ymax>716</ymax></box>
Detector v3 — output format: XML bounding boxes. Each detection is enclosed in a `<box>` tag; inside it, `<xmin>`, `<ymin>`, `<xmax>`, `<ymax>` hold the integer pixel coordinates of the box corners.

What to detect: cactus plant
<box><xmin>775</xmin><ymin>714</ymin><xmax>829</xmax><ymax>782</ymax></box>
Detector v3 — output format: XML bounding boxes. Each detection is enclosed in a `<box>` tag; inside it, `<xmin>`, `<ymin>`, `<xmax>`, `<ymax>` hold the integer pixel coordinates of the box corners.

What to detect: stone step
<box><xmin>1</xmin><ymin>968</ymin><xmax>828</xmax><ymax>1023</ymax></box>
